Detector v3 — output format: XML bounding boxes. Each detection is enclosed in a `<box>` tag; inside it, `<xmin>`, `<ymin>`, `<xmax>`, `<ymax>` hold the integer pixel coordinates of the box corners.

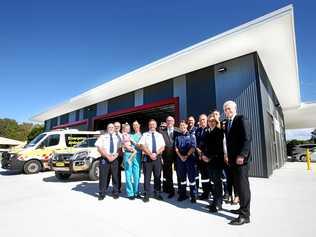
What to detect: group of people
<box><xmin>95</xmin><ymin>100</ymin><xmax>252</xmax><ymax>225</ymax></box>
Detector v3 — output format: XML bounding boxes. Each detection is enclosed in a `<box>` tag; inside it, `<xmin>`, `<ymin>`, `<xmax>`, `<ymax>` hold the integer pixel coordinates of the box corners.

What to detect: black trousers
<box><xmin>224</xmin><ymin>165</ymin><xmax>234</xmax><ymax>196</ymax></box>
<box><xmin>99</xmin><ymin>157</ymin><xmax>119</xmax><ymax>195</ymax></box>
<box><xmin>232</xmin><ymin>164</ymin><xmax>251</xmax><ymax>218</ymax></box>
<box><xmin>162</xmin><ymin>148</ymin><xmax>176</xmax><ymax>194</ymax></box>
<box><xmin>208</xmin><ymin>166</ymin><xmax>223</xmax><ymax>206</ymax></box>
<box><xmin>197</xmin><ymin>159</ymin><xmax>211</xmax><ymax>194</ymax></box>
<box><xmin>107</xmin><ymin>155</ymin><xmax>122</xmax><ymax>191</ymax></box>
<box><xmin>143</xmin><ymin>156</ymin><xmax>162</xmax><ymax>195</ymax></box>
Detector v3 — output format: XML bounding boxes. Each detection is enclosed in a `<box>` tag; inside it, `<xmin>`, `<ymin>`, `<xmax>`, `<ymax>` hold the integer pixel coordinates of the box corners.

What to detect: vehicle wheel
<box><xmin>89</xmin><ymin>160</ymin><xmax>99</xmax><ymax>181</ymax></box>
<box><xmin>2</xmin><ymin>151</ymin><xmax>10</xmax><ymax>159</ymax></box>
<box><xmin>24</xmin><ymin>160</ymin><xmax>42</xmax><ymax>174</ymax></box>
<box><xmin>55</xmin><ymin>172</ymin><xmax>71</xmax><ymax>180</ymax></box>
<box><xmin>1</xmin><ymin>157</ymin><xmax>9</xmax><ymax>169</ymax></box>
<box><xmin>299</xmin><ymin>155</ymin><xmax>306</xmax><ymax>162</ymax></box>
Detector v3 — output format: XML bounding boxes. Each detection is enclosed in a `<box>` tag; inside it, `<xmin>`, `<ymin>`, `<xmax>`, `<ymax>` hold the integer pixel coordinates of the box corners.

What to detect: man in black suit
<box><xmin>223</xmin><ymin>100</ymin><xmax>252</xmax><ymax>225</ymax></box>
<box><xmin>161</xmin><ymin>116</ymin><xmax>179</xmax><ymax>198</ymax></box>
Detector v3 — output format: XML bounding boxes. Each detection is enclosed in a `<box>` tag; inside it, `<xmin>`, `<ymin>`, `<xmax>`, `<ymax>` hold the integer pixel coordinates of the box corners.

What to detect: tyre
<box><xmin>2</xmin><ymin>151</ymin><xmax>10</xmax><ymax>159</ymax></box>
<box><xmin>1</xmin><ymin>157</ymin><xmax>9</xmax><ymax>169</ymax></box>
<box><xmin>299</xmin><ymin>155</ymin><xmax>306</xmax><ymax>162</ymax></box>
<box><xmin>55</xmin><ymin>172</ymin><xmax>71</xmax><ymax>180</ymax></box>
<box><xmin>24</xmin><ymin>160</ymin><xmax>42</xmax><ymax>174</ymax></box>
<box><xmin>89</xmin><ymin>160</ymin><xmax>99</xmax><ymax>181</ymax></box>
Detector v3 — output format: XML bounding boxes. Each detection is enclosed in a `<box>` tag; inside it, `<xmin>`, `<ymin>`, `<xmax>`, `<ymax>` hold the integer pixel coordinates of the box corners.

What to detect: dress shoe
<box><xmin>225</xmin><ymin>196</ymin><xmax>233</xmax><ymax>204</ymax></box>
<box><xmin>98</xmin><ymin>194</ymin><xmax>105</xmax><ymax>201</ymax></box>
<box><xmin>223</xmin><ymin>193</ymin><xmax>230</xmax><ymax>201</ymax></box>
<box><xmin>154</xmin><ymin>193</ymin><xmax>164</xmax><ymax>201</ymax></box>
<box><xmin>208</xmin><ymin>205</ymin><xmax>218</xmax><ymax>213</ymax></box>
<box><xmin>229</xmin><ymin>216</ymin><xmax>250</xmax><ymax>225</ymax></box>
<box><xmin>230</xmin><ymin>209</ymin><xmax>241</xmax><ymax>215</ymax></box>
<box><xmin>143</xmin><ymin>195</ymin><xmax>150</xmax><ymax>203</ymax></box>
<box><xmin>177</xmin><ymin>195</ymin><xmax>188</xmax><ymax>202</ymax></box>
<box><xmin>190</xmin><ymin>197</ymin><xmax>196</xmax><ymax>203</ymax></box>
<box><xmin>168</xmin><ymin>192</ymin><xmax>175</xmax><ymax>199</ymax></box>
<box><xmin>128</xmin><ymin>196</ymin><xmax>135</xmax><ymax>200</ymax></box>
<box><xmin>198</xmin><ymin>192</ymin><xmax>209</xmax><ymax>200</ymax></box>
<box><xmin>134</xmin><ymin>194</ymin><xmax>142</xmax><ymax>199</ymax></box>
<box><xmin>113</xmin><ymin>194</ymin><xmax>119</xmax><ymax>199</ymax></box>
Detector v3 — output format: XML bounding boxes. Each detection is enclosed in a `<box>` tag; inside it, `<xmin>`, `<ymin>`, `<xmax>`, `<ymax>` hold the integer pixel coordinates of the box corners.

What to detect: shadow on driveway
<box><xmin>0</xmin><ymin>170</ymin><xmax>22</xmax><ymax>176</ymax></box>
<box><xmin>70</xmin><ymin>180</ymin><xmax>236</xmax><ymax>221</ymax></box>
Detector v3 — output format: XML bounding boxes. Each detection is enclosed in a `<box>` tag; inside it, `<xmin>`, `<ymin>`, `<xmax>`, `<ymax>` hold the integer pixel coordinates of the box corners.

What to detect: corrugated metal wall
<box><xmin>256</xmin><ymin>55</ymin><xmax>287</xmax><ymax>176</ymax></box>
<box><xmin>214</xmin><ymin>53</ymin><xmax>266</xmax><ymax>177</ymax></box>
<box><xmin>234</xmin><ymin>81</ymin><xmax>265</xmax><ymax>177</ymax></box>
<box><xmin>186</xmin><ymin>66</ymin><xmax>216</xmax><ymax>118</ymax></box>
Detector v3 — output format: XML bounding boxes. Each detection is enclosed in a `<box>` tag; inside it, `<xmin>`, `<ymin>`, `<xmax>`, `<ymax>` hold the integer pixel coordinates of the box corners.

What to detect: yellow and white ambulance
<box><xmin>1</xmin><ymin>129</ymin><xmax>100</xmax><ymax>174</ymax></box>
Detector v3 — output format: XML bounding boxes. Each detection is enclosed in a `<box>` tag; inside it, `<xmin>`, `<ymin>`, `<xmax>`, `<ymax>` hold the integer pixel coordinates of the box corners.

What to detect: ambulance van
<box><xmin>1</xmin><ymin>129</ymin><xmax>100</xmax><ymax>174</ymax></box>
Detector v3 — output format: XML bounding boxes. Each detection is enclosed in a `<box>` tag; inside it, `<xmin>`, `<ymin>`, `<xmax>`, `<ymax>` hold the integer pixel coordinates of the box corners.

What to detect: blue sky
<box><xmin>0</xmin><ymin>0</ymin><xmax>315</xmax><ymax>124</ymax></box>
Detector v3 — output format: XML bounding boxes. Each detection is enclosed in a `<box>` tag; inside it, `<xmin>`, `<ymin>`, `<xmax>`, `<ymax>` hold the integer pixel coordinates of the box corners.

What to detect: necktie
<box><xmin>227</xmin><ymin>119</ymin><xmax>232</xmax><ymax>133</ymax></box>
<box><xmin>109</xmin><ymin>134</ymin><xmax>114</xmax><ymax>153</ymax></box>
<box><xmin>151</xmin><ymin>132</ymin><xmax>157</xmax><ymax>153</ymax></box>
<box><xmin>168</xmin><ymin>129</ymin><xmax>173</xmax><ymax>143</ymax></box>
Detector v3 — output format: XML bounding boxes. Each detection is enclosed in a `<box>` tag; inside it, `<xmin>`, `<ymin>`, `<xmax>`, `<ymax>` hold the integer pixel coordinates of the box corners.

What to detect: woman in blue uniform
<box><xmin>175</xmin><ymin>120</ymin><xmax>197</xmax><ymax>203</ymax></box>
<box><xmin>122</xmin><ymin>121</ymin><xmax>142</xmax><ymax>200</ymax></box>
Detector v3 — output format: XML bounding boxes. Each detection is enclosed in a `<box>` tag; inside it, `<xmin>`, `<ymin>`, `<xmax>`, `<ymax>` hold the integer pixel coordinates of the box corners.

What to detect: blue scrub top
<box><xmin>131</xmin><ymin>132</ymin><xmax>142</xmax><ymax>152</ymax></box>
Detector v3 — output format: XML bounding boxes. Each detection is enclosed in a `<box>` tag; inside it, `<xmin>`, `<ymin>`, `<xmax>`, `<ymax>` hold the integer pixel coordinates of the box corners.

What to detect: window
<box><xmin>87</xmin><ymin>138</ymin><xmax>97</xmax><ymax>147</ymax></box>
<box><xmin>40</xmin><ymin>134</ymin><xmax>60</xmax><ymax>147</ymax></box>
<box><xmin>65</xmin><ymin>134</ymin><xmax>90</xmax><ymax>147</ymax></box>
<box><xmin>75</xmin><ymin>137</ymin><xmax>97</xmax><ymax>148</ymax></box>
<box><xmin>25</xmin><ymin>133</ymin><xmax>46</xmax><ymax>148</ymax></box>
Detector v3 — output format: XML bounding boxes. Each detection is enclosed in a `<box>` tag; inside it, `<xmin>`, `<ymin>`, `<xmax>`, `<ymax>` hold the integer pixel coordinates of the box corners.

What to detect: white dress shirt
<box><xmin>167</xmin><ymin>127</ymin><xmax>174</xmax><ymax>136</ymax></box>
<box><xmin>95</xmin><ymin>133</ymin><xmax>120</xmax><ymax>154</ymax></box>
<box><xmin>138</xmin><ymin>131</ymin><xmax>165</xmax><ymax>153</ymax></box>
<box><xmin>115</xmin><ymin>131</ymin><xmax>122</xmax><ymax>144</ymax></box>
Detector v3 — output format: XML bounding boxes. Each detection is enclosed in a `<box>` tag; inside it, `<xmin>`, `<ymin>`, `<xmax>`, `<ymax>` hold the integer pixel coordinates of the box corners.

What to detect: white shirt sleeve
<box><xmin>158</xmin><ymin>133</ymin><xmax>166</xmax><ymax>148</ymax></box>
<box><xmin>223</xmin><ymin>134</ymin><xmax>227</xmax><ymax>155</ymax></box>
<box><xmin>95</xmin><ymin>135</ymin><xmax>104</xmax><ymax>148</ymax></box>
<box><xmin>138</xmin><ymin>133</ymin><xmax>146</xmax><ymax>146</ymax></box>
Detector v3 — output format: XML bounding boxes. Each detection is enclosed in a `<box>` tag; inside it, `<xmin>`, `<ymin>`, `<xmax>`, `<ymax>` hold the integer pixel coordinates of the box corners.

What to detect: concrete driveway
<box><xmin>0</xmin><ymin>162</ymin><xmax>315</xmax><ymax>237</ymax></box>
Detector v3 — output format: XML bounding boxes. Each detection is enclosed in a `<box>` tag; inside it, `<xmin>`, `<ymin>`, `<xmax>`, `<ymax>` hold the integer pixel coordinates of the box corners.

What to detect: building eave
<box><xmin>31</xmin><ymin>5</ymin><xmax>300</xmax><ymax>124</ymax></box>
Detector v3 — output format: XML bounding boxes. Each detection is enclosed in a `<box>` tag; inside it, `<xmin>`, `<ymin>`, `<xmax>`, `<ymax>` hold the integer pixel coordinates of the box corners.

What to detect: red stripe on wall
<box><xmin>92</xmin><ymin>97</ymin><xmax>179</xmax><ymax>123</ymax></box>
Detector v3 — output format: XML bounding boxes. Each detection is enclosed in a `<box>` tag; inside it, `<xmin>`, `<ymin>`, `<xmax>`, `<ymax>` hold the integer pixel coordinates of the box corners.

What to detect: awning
<box><xmin>0</xmin><ymin>137</ymin><xmax>24</xmax><ymax>146</ymax></box>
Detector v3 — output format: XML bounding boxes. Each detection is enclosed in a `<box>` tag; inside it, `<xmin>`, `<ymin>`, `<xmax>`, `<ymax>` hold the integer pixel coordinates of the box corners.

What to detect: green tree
<box><xmin>0</xmin><ymin>118</ymin><xmax>20</xmax><ymax>140</ymax></box>
<box><xmin>0</xmin><ymin>118</ymin><xmax>44</xmax><ymax>142</ymax></box>
<box><xmin>27</xmin><ymin>124</ymin><xmax>44</xmax><ymax>142</ymax></box>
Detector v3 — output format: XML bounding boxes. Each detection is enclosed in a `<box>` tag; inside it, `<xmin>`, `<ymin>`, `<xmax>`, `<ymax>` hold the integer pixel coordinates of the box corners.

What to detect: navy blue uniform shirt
<box><xmin>175</xmin><ymin>131</ymin><xmax>197</xmax><ymax>156</ymax></box>
<box><xmin>188</xmin><ymin>126</ymin><xmax>197</xmax><ymax>135</ymax></box>
<box><xmin>195</xmin><ymin>127</ymin><xmax>207</xmax><ymax>150</ymax></box>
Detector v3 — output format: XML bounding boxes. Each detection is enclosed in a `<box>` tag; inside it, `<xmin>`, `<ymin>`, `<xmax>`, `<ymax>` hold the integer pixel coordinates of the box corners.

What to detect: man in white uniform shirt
<box><xmin>112</xmin><ymin>121</ymin><xmax>123</xmax><ymax>192</ymax></box>
<box><xmin>139</xmin><ymin>119</ymin><xmax>165</xmax><ymax>202</ymax></box>
<box><xmin>95</xmin><ymin>123</ymin><xmax>121</xmax><ymax>200</ymax></box>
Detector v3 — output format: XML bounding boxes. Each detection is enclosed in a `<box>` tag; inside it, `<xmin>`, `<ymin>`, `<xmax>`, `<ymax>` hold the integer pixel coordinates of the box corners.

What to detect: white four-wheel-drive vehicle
<box><xmin>50</xmin><ymin>137</ymin><xmax>101</xmax><ymax>180</ymax></box>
